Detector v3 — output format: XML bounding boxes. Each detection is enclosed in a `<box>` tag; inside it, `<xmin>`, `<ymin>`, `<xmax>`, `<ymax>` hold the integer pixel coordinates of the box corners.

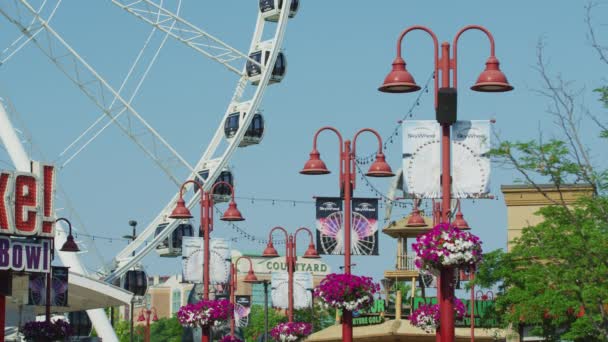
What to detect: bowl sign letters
<box><xmin>0</xmin><ymin>162</ymin><xmax>56</xmax><ymax>238</ymax></box>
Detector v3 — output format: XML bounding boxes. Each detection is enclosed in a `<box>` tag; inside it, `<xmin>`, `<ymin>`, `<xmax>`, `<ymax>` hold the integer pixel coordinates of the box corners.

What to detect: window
<box><xmin>172</xmin><ymin>289</ymin><xmax>181</xmax><ymax>315</ymax></box>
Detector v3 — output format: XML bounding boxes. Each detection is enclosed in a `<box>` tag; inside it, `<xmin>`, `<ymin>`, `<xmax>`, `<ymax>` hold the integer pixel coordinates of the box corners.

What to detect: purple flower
<box><xmin>313</xmin><ymin>273</ymin><xmax>380</xmax><ymax>311</ymax></box>
<box><xmin>409</xmin><ymin>298</ymin><xmax>467</xmax><ymax>334</ymax></box>
<box><xmin>270</xmin><ymin>322</ymin><xmax>312</xmax><ymax>341</ymax></box>
<box><xmin>220</xmin><ymin>335</ymin><xmax>243</xmax><ymax>342</ymax></box>
<box><xmin>411</xmin><ymin>224</ymin><xmax>483</xmax><ymax>272</ymax></box>
<box><xmin>177</xmin><ymin>299</ymin><xmax>233</xmax><ymax>328</ymax></box>
<box><xmin>22</xmin><ymin>319</ymin><xmax>74</xmax><ymax>340</ymax></box>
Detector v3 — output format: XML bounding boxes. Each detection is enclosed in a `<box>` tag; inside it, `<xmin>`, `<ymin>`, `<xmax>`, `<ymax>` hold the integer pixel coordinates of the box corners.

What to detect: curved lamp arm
<box><xmin>293</xmin><ymin>227</ymin><xmax>315</xmax><ymax>254</ymax></box>
<box><xmin>312</xmin><ymin>126</ymin><xmax>344</xmax><ymax>179</ymax></box>
<box><xmin>352</xmin><ymin>128</ymin><xmax>384</xmax><ymax>156</ymax></box>
<box><xmin>177</xmin><ymin>179</ymin><xmax>204</xmax><ymax>199</ymax></box>
<box><xmin>452</xmin><ymin>25</ymin><xmax>496</xmax><ymax>89</ymax></box>
<box><xmin>55</xmin><ymin>217</ymin><xmax>72</xmax><ymax>234</ymax></box>
<box><xmin>233</xmin><ymin>256</ymin><xmax>255</xmax><ymax>292</ymax></box>
<box><xmin>396</xmin><ymin>25</ymin><xmax>440</xmax><ymax>107</ymax></box>
<box><xmin>210</xmin><ymin>180</ymin><xmax>237</xmax><ymax>201</ymax></box>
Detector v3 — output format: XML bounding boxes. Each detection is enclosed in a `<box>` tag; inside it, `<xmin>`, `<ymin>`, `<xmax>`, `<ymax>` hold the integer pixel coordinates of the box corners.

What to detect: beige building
<box><xmin>501</xmin><ymin>184</ymin><xmax>593</xmax><ymax>251</ymax></box>
<box><xmin>501</xmin><ymin>183</ymin><xmax>593</xmax><ymax>341</ymax></box>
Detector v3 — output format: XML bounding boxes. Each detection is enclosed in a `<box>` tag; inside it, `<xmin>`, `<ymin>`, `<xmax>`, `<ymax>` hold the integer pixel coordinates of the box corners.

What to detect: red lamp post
<box><xmin>379</xmin><ymin>25</ymin><xmax>512</xmax><ymax>342</ymax></box>
<box><xmin>169</xmin><ymin>180</ymin><xmax>244</xmax><ymax>342</ymax></box>
<box><xmin>261</xmin><ymin>226</ymin><xmax>320</xmax><ymax>322</ymax></box>
<box><xmin>137</xmin><ymin>306</ymin><xmax>158</xmax><ymax>342</ymax></box>
<box><xmin>300</xmin><ymin>127</ymin><xmax>394</xmax><ymax>342</ymax></box>
<box><xmin>229</xmin><ymin>256</ymin><xmax>261</xmax><ymax>337</ymax></box>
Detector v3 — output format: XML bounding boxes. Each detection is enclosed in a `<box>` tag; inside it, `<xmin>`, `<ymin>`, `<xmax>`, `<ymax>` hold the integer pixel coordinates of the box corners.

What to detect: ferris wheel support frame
<box><xmin>106</xmin><ymin>0</ymin><xmax>294</xmax><ymax>283</ymax></box>
<box><xmin>0</xmin><ymin>0</ymin><xmax>196</xmax><ymax>186</ymax></box>
<box><xmin>0</xmin><ymin>102</ymin><xmax>120</xmax><ymax>342</ymax></box>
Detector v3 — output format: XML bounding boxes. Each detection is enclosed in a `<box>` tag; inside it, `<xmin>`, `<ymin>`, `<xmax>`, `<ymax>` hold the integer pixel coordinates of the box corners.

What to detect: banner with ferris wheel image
<box><xmin>315</xmin><ymin>197</ymin><xmax>379</xmax><ymax>256</ymax></box>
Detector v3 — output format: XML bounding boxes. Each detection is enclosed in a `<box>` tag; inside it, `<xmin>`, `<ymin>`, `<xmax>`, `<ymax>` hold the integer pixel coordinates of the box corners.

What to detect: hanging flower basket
<box><xmin>313</xmin><ymin>273</ymin><xmax>380</xmax><ymax>311</ymax></box>
<box><xmin>220</xmin><ymin>335</ymin><xmax>243</xmax><ymax>342</ymax></box>
<box><xmin>412</xmin><ymin>223</ymin><xmax>483</xmax><ymax>272</ymax></box>
<box><xmin>22</xmin><ymin>319</ymin><xmax>73</xmax><ymax>341</ymax></box>
<box><xmin>409</xmin><ymin>299</ymin><xmax>467</xmax><ymax>333</ymax></box>
<box><xmin>177</xmin><ymin>299</ymin><xmax>233</xmax><ymax>328</ymax></box>
<box><xmin>270</xmin><ymin>322</ymin><xmax>312</xmax><ymax>342</ymax></box>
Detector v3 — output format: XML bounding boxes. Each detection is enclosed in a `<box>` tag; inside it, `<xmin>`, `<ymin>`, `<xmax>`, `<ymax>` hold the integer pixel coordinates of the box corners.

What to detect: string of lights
<box><xmin>234</xmin><ymin>196</ymin><xmax>314</xmax><ymax>206</ymax></box>
<box><xmin>355</xmin><ymin>162</ymin><xmax>410</xmax><ymax>209</ymax></box>
<box><xmin>356</xmin><ymin>71</ymin><xmax>434</xmax><ymax>164</ymax></box>
<box><xmin>213</xmin><ymin>206</ymin><xmax>285</xmax><ymax>246</ymax></box>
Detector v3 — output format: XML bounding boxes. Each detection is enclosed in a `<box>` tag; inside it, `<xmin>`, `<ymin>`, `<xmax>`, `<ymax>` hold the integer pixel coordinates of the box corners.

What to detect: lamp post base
<box><xmin>439</xmin><ymin>267</ymin><xmax>455</xmax><ymax>342</ymax></box>
<box><xmin>342</xmin><ymin>310</ymin><xmax>353</xmax><ymax>342</ymax></box>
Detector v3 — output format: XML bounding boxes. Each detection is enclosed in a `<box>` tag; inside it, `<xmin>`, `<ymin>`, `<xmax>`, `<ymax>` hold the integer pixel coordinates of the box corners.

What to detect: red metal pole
<box><xmin>288</xmin><ymin>236</ymin><xmax>294</xmax><ymax>322</ymax></box>
<box><xmin>0</xmin><ymin>294</ymin><xmax>5</xmax><ymax>342</ymax></box>
<box><xmin>230</xmin><ymin>263</ymin><xmax>236</xmax><ymax>336</ymax></box>
<box><xmin>202</xmin><ymin>192</ymin><xmax>211</xmax><ymax>342</ymax></box>
<box><xmin>471</xmin><ymin>271</ymin><xmax>475</xmax><ymax>342</ymax></box>
<box><xmin>438</xmin><ymin>40</ymin><xmax>455</xmax><ymax>342</ymax></box>
<box><xmin>342</xmin><ymin>140</ymin><xmax>353</xmax><ymax>342</ymax></box>
<box><xmin>146</xmin><ymin>311</ymin><xmax>151</xmax><ymax>342</ymax></box>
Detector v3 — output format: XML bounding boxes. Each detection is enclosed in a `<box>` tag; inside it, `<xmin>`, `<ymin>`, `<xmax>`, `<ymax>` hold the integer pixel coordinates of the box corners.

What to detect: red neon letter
<box><xmin>14</xmin><ymin>174</ymin><xmax>38</xmax><ymax>235</ymax></box>
<box><xmin>0</xmin><ymin>173</ymin><xmax>13</xmax><ymax>234</ymax></box>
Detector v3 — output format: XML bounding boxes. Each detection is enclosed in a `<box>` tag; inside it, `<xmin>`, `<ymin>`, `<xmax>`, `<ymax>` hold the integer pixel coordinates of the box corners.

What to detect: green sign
<box><xmin>350</xmin><ymin>299</ymin><xmax>385</xmax><ymax>327</ymax></box>
<box><xmin>413</xmin><ymin>297</ymin><xmax>499</xmax><ymax>328</ymax></box>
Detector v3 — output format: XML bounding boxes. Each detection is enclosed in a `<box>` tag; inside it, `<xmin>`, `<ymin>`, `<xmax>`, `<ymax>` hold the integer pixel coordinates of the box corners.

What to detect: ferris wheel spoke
<box><xmin>0</xmin><ymin>0</ymin><xmax>63</xmax><ymax>65</ymax></box>
<box><xmin>59</xmin><ymin>1</ymin><xmax>181</xmax><ymax>169</ymax></box>
<box><xmin>0</xmin><ymin>0</ymin><xmax>195</xmax><ymax>185</ymax></box>
<box><xmin>110</xmin><ymin>0</ymin><xmax>262</xmax><ymax>75</ymax></box>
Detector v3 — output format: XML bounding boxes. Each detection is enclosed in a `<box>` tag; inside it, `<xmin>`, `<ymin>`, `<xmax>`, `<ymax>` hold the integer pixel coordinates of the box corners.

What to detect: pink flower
<box><xmin>313</xmin><ymin>273</ymin><xmax>380</xmax><ymax>311</ymax></box>
<box><xmin>270</xmin><ymin>322</ymin><xmax>312</xmax><ymax>341</ymax></box>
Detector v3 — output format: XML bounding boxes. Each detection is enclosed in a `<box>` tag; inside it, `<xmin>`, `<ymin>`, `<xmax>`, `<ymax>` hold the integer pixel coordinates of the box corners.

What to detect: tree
<box><xmin>474</xmin><ymin>3</ymin><xmax>608</xmax><ymax>341</ymax></box>
<box><xmin>242</xmin><ymin>305</ymin><xmax>287</xmax><ymax>342</ymax></box>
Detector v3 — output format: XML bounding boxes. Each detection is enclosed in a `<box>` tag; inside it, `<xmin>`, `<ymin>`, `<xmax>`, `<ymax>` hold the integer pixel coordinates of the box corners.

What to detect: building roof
<box><xmin>306</xmin><ymin>319</ymin><xmax>505</xmax><ymax>342</ymax></box>
<box><xmin>382</xmin><ymin>215</ymin><xmax>433</xmax><ymax>238</ymax></box>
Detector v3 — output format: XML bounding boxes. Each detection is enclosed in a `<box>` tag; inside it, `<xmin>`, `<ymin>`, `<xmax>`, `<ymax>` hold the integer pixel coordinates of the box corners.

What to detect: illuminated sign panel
<box><xmin>0</xmin><ymin>162</ymin><xmax>56</xmax><ymax>238</ymax></box>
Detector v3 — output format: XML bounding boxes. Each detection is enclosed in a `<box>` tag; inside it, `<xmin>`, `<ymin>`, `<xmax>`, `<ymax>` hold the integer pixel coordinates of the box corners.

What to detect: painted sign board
<box><xmin>236</xmin><ymin>256</ymin><xmax>330</xmax><ymax>277</ymax></box>
<box><xmin>0</xmin><ymin>162</ymin><xmax>56</xmax><ymax>238</ymax></box>
<box><xmin>0</xmin><ymin>236</ymin><xmax>51</xmax><ymax>273</ymax></box>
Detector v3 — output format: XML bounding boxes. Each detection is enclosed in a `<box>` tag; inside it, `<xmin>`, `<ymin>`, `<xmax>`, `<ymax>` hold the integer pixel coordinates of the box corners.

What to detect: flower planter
<box><xmin>412</xmin><ymin>223</ymin><xmax>483</xmax><ymax>273</ymax></box>
<box><xmin>314</xmin><ymin>273</ymin><xmax>380</xmax><ymax>312</ymax></box>
<box><xmin>270</xmin><ymin>322</ymin><xmax>312</xmax><ymax>342</ymax></box>
<box><xmin>177</xmin><ymin>299</ymin><xmax>233</xmax><ymax>328</ymax></box>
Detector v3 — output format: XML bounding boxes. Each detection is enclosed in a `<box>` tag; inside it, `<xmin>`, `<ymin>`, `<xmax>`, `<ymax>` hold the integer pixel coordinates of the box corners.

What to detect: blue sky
<box><xmin>0</xmin><ymin>1</ymin><xmax>606</xmax><ymax>285</ymax></box>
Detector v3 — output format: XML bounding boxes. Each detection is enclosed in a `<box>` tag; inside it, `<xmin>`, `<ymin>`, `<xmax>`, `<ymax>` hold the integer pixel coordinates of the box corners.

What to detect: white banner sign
<box><xmin>403</xmin><ymin>120</ymin><xmax>441</xmax><ymax>198</ymax></box>
<box><xmin>270</xmin><ymin>271</ymin><xmax>312</xmax><ymax>310</ymax></box>
<box><xmin>182</xmin><ymin>237</ymin><xmax>231</xmax><ymax>284</ymax></box>
<box><xmin>452</xmin><ymin>120</ymin><xmax>491</xmax><ymax>198</ymax></box>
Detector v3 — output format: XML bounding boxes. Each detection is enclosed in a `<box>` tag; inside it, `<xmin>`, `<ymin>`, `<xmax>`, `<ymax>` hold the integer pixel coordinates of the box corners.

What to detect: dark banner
<box><xmin>315</xmin><ymin>197</ymin><xmax>342</xmax><ymax>255</ymax></box>
<box><xmin>235</xmin><ymin>295</ymin><xmax>251</xmax><ymax>328</ymax></box>
<box><xmin>315</xmin><ymin>197</ymin><xmax>379</xmax><ymax>255</ymax></box>
<box><xmin>351</xmin><ymin>198</ymin><xmax>379</xmax><ymax>255</ymax></box>
<box><xmin>28</xmin><ymin>266</ymin><xmax>69</xmax><ymax>306</ymax></box>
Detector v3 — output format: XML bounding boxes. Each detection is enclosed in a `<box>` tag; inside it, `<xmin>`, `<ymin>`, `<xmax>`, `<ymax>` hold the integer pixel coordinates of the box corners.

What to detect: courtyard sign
<box><xmin>0</xmin><ymin>162</ymin><xmax>56</xmax><ymax>237</ymax></box>
<box><xmin>237</xmin><ymin>255</ymin><xmax>330</xmax><ymax>276</ymax></box>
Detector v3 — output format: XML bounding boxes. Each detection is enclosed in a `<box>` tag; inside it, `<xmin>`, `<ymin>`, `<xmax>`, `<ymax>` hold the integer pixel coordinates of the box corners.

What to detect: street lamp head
<box><xmin>303</xmin><ymin>242</ymin><xmax>321</xmax><ymax>259</ymax></box>
<box><xmin>137</xmin><ymin>311</ymin><xmax>146</xmax><ymax>322</ymax></box>
<box><xmin>378</xmin><ymin>57</ymin><xmax>421</xmax><ymax>93</ymax></box>
<box><xmin>300</xmin><ymin>149</ymin><xmax>330</xmax><ymax>175</ymax></box>
<box><xmin>60</xmin><ymin>233</ymin><xmax>80</xmax><ymax>253</ymax></box>
<box><xmin>453</xmin><ymin>210</ymin><xmax>470</xmax><ymax>230</ymax></box>
<box><xmin>366</xmin><ymin>153</ymin><xmax>395</xmax><ymax>177</ymax></box>
<box><xmin>221</xmin><ymin>201</ymin><xmax>245</xmax><ymax>221</ymax></box>
<box><xmin>471</xmin><ymin>56</ymin><xmax>513</xmax><ymax>92</ymax></box>
<box><xmin>152</xmin><ymin>312</ymin><xmax>158</xmax><ymax>322</ymax></box>
<box><xmin>406</xmin><ymin>206</ymin><xmax>428</xmax><ymax>227</ymax></box>
<box><xmin>243</xmin><ymin>269</ymin><xmax>260</xmax><ymax>283</ymax></box>
<box><xmin>169</xmin><ymin>198</ymin><xmax>193</xmax><ymax>219</ymax></box>
<box><xmin>262</xmin><ymin>241</ymin><xmax>279</xmax><ymax>258</ymax></box>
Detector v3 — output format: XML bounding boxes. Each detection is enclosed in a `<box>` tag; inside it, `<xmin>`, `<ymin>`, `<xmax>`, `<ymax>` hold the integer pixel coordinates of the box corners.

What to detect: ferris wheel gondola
<box><xmin>224</xmin><ymin>102</ymin><xmax>265</xmax><ymax>147</ymax></box>
<box><xmin>259</xmin><ymin>0</ymin><xmax>299</xmax><ymax>22</ymax></box>
<box><xmin>247</xmin><ymin>40</ymin><xmax>287</xmax><ymax>85</ymax></box>
<box><xmin>154</xmin><ymin>221</ymin><xmax>195</xmax><ymax>257</ymax></box>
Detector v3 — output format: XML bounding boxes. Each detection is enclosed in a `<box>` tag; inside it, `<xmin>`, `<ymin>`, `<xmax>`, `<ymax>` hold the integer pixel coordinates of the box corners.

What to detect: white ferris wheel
<box><xmin>0</xmin><ymin>0</ymin><xmax>299</xmax><ymax>339</ymax></box>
